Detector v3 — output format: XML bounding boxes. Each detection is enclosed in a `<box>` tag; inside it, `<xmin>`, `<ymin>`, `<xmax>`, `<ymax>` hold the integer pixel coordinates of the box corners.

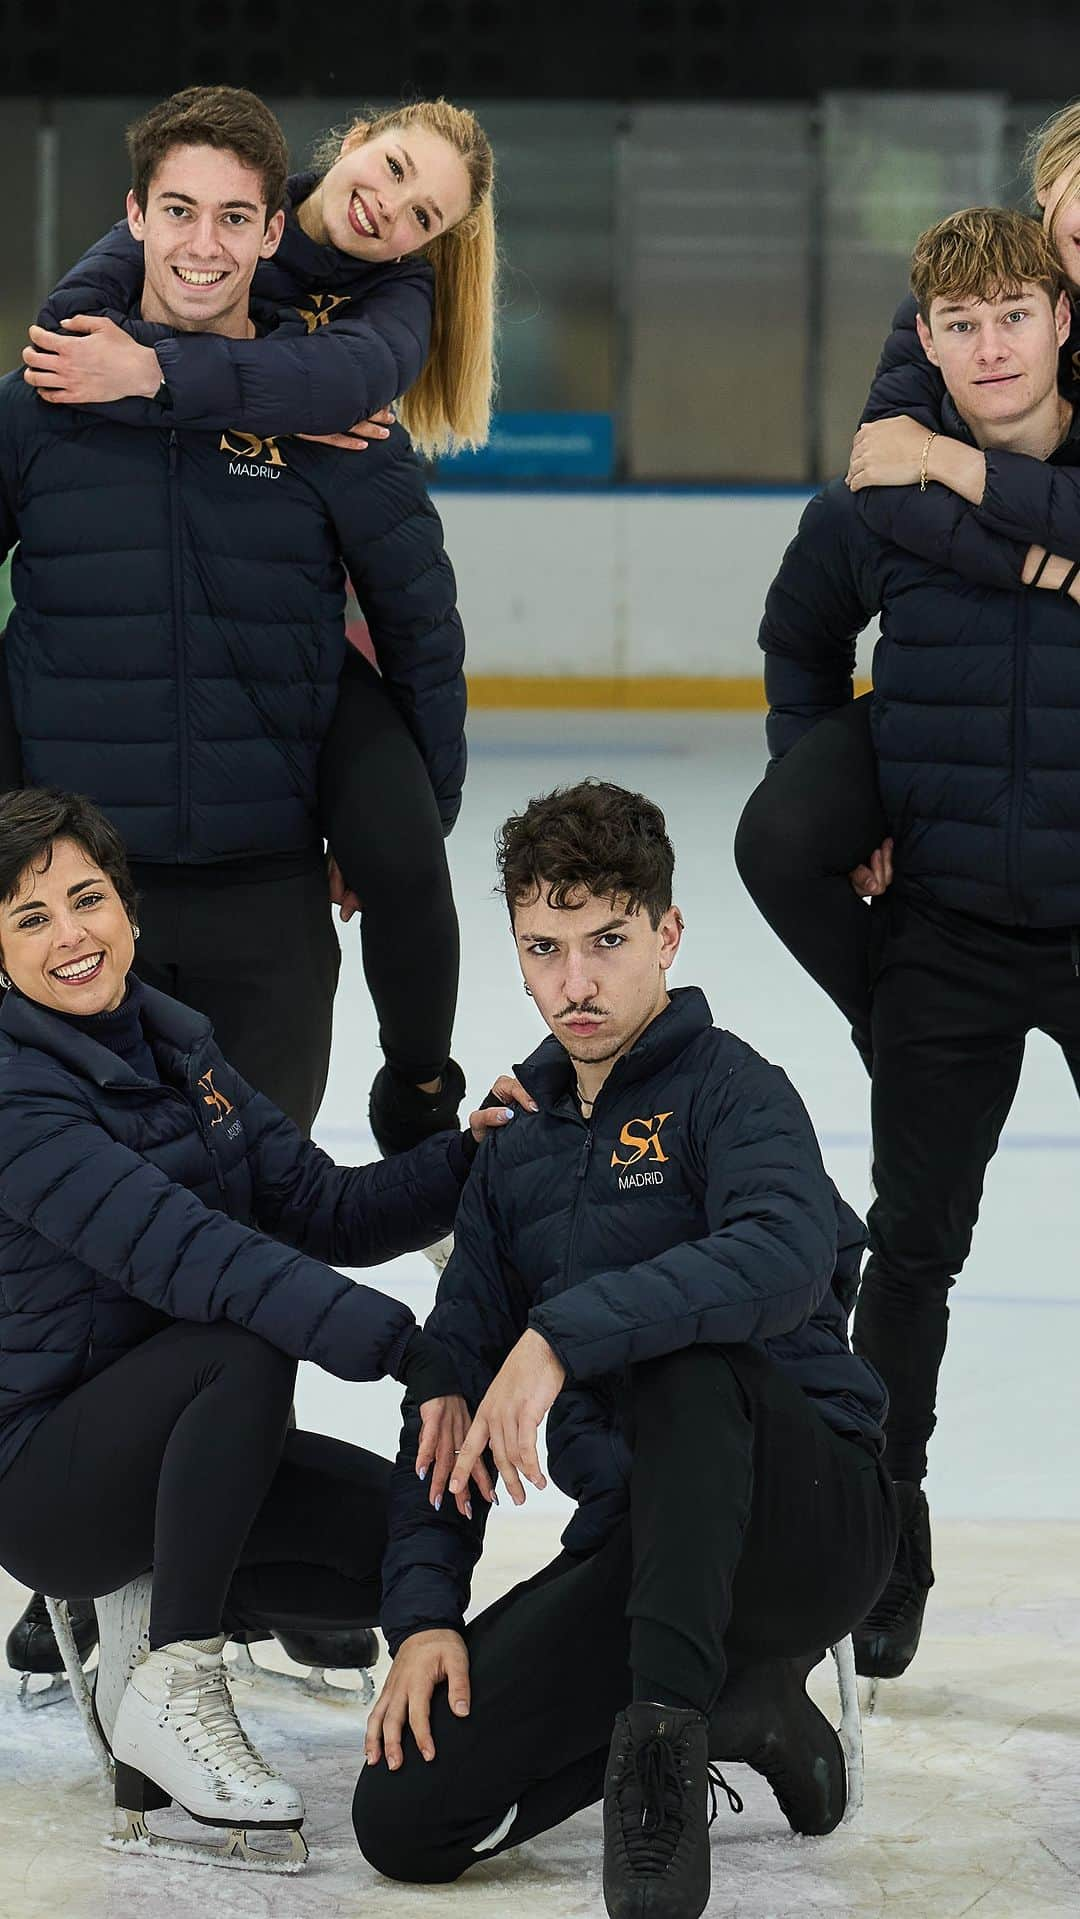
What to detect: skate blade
<box><xmin>230</xmin><ymin>1643</ymin><xmax>375</xmax><ymax>1707</ymax></box>
<box><xmin>106</xmin><ymin>1810</ymin><xmax>308</xmax><ymax>1874</ymax></box>
<box><xmin>858</xmin><ymin>1677</ymin><xmax>881</xmax><ymax>1716</ymax></box>
<box><xmin>17</xmin><ymin>1671</ymin><xmax>72</xmax><ymax>1711</ymax></box>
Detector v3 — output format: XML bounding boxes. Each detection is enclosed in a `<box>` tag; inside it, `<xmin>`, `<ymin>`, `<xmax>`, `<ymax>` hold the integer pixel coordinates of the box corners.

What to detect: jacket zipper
<box><xmin>562</xmin><ymin>1125</ymin><xmax>594</xmax><ymax>1291</ymax></box>
<box><xmin>1006</xmin><ymin>590</ymin><xmax>1027</xmax><ymax>922</ymax></box>
<box><xmin>168</xmin><ymin>431</ymin><xmax>190</xmax><ymax>860</ymax></box>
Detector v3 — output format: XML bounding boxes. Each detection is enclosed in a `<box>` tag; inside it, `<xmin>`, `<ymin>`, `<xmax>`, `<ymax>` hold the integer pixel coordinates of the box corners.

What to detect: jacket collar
<box><xmin>515</xmin><ymin>985</ymin><xmax>715</xmax><ymax>1114</ymax></box>
<box><xmin>0</xmin><ymin>977</ymin><xmax>214</xmax><ymax>1089</ymax></box>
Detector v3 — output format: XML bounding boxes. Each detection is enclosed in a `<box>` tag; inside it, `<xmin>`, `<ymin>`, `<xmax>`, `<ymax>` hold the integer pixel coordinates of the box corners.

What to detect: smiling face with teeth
<box><xmin>3</xmin><ymin>838</ymin><xmax>137</xmax><ymax>1017</ymax></box>
<box><xmin>127</xmin><ymin>143</ymin><xmax>286</xmax><ymax>337</ymax></box>
<box><xmin>301</xmin><ymin>125</ymin><xmax>473</xmax><ymax>264</ymax></box>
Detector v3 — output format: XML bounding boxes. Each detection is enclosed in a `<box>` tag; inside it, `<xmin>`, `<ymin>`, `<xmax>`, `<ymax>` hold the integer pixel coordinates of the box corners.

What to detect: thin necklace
<box><xmin>575</xmin><ymin>1081</ymin><xmax>595</xmax><ymax>1114</ymax></box>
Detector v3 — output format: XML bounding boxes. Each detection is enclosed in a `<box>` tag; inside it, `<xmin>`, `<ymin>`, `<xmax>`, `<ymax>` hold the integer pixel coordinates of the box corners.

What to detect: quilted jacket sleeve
<box><xmin>150</xmin><ymin>264</ymin><xmax>433</xmax><ymax>435</ymax></box>
<box><xmin>860</xmin><ymin>293</ymin><xmax>945</xmax><ymax>428</ymax></box>
<box><xmin>855</xmin><ymin>483</ymin><xmax>1027</xmax><ymax>589</ymax></box>
<box><xmin>380</xmin><ymin>1144</ymin><xmax>530</xmax><ymax>1653</ymax></box>
<box><xmin>758</xmin><ymin>481</ymin><xmax>878</xmax><ymax>760</ymax></box>
<box><xmin>0</xmin><ymin>1066</ymin><xmax>427</xmax><ymax>1384</ymax></box>
<box><xmin>325</xmin><ymin>432</ymin><xmax>466</xmax><ymax>833</ymax></box>
<box><xmin>40</xmin><ymin>220</ymin><xmax>434</xmax><ymax>435</ymax></box>
<box><xmin>528</xmin><ymin>1058</ymin><xmax>840</xmax><ymax>1382</ymax></box>
<box><xmin>240</xmin><ymin>1075</ymin><xmax>471</xmax><ymax>1265</ymax></box>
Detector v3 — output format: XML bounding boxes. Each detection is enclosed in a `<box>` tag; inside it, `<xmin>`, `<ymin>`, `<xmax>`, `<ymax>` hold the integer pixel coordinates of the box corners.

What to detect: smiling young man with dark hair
<box><xmin>352</xmin><ymin>779</ymin><xmax>895</xmax><ymax>1919</ymax></box>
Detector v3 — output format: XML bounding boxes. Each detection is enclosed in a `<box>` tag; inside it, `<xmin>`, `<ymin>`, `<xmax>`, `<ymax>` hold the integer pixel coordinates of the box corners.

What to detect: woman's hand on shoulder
<box><xmin>847</xmin><ymin>416</ymin><xmax>930</xmax><ymax>491</ymax></box>
<box><xmin>467</xmin><ymin>1073</ymin><xmax>538</xmax><ymax>1144</ymax></box>
<box><xmin>23</xmin><ymin>316</ymin><xmax>162</xmax><ymax>405</ymax></box>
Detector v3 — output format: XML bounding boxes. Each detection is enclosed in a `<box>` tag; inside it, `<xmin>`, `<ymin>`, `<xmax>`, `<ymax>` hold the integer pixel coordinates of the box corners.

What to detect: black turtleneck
<box><xmin>51</xmin><ymin>974</ymin><xmax>159</xmax><ymax>1083</ymax></box>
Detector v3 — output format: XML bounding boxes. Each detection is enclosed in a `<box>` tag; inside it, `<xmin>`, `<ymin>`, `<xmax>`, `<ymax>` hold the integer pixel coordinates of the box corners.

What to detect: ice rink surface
<box><xmin>3</xmin><ymin>711</ymin><xmax>1080</xmax><ymax>1916</ymax></box>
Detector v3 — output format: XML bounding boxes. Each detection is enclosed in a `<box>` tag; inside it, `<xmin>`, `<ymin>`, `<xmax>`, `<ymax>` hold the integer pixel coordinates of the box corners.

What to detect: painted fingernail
<box><xmin>417</xmin><ymin>1465</ymin><xmax>427</xmax><ymax>1481</ymax></box>
<box><xmin>465</xmin><ymin>1500</ymin><xmax>473</xmax><ymax>1520</ymax></box>
<box><xmin>491</xmin><ymin>1491</ymin><xmax>500</xmax><ymax>1507</ymax></box>
<box><xmin>503</xmin><ymin>1108</ymin><xmax>515</xmax><ymax>1120</ymax></box>
<box><xmin>434</xmin><ymin>1495</ymin><xmax>442</xmax><ymax>1511</ymax></box>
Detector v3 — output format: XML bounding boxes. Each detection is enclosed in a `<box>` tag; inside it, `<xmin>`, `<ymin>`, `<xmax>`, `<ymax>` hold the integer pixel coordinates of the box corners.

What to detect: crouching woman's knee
<box><xmin>352</xmin><ymin>1759</ymin><xmax>467</xmax><ymax>1885</ymax></box>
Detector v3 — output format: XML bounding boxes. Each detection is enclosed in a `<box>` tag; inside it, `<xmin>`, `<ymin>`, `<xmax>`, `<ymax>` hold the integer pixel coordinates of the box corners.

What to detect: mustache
<box><xmin>556</xmin><ymin>1004</ymin><xmax>608</xmax><ymax>1021</ymax></box>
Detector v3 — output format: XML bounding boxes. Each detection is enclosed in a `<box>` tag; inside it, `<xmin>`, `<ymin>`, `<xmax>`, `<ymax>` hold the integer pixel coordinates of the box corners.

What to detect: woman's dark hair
<box><xmin>496</xmin><ymin>780</ymin><xmax>675</xmax><ymax>928</ymax></box>
<box><xmin>0</xmin><ymin>789</ymin><xmax>138</xmax><ymax>927</ymax></box>
<box><xmin>127</xmin><ymin>85</ymin><xmax>289</xmax><ymax>221</ymax></box>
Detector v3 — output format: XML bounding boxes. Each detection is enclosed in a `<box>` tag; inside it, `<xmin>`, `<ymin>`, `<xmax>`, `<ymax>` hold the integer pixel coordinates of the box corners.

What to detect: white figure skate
<box><xmin>93</xmin><ymin>1573</ymin><xmax>152</xmax><ymax>1748</ymax></box>
<box><xmin>108</xmin><ymin>1638</ymin><xmax>307</xmax><ymax>1873</ymax></box>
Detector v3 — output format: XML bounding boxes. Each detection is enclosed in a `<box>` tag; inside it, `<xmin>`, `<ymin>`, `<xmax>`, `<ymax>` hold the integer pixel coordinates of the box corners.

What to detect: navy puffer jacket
<box><xmin>0</xmin><ymin>355</ymin><xmax>466</xmax><ymax>855</ymax></box>
<box><xmin>0</xmin><ymin>981</ymin><xmax>470</xmax><ymax>1481</ymax></box>
<box><xmin>41</xmin><ymin>173</ymin><xmax>435</xmax><ymax>438</ymax></box>
<box><xmin>380</xmin><ymin>988</ymin><xmax>885</xmax><ymax>1654</ymax></box>
<box><xmin>760</xmin><ymin>406</ymin><xmax>1080</xmax><ymax>928</ymax></box>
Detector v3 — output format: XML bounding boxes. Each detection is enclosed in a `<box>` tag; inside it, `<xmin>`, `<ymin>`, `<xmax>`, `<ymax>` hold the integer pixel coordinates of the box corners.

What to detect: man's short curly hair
<box><xmin>496</xmin><ymin>780</ymin><xmax>675</xmax><ymax>928</ymax></box>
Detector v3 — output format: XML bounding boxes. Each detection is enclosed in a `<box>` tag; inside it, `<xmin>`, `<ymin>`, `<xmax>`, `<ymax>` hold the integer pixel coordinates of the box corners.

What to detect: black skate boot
<box><xmin>853</xmin><ymin>1481</ymin><xmax>934</xmax><ymax>1680</ymax></box>
<box><xmin>602</xmin><ymin>1702</ymin><xmax>742</xmax><ymax>1919</ymax></box>
<box><xmin>368</xmin><ymin>1059</ymin><xmax>466</xmax><ymax>1156</ymax></box>
<box><xmin>225</xmin><ymin>1608</ymin><xmax>380</xmax><ymax>1707</ymax></box>
<box><xmin>708</xmin><ymin>1651</ymin><xmax>845</xmax><ymax>1835</ymax></box>
<box><xmin>7</xmin><ymin>1592</ymin><xmax>99</xmax><ymax>1709</ymax></box>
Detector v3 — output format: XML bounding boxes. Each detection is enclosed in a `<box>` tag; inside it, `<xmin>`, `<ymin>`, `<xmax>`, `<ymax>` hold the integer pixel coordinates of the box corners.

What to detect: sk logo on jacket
<box><xmin>297</xmin><ymin>292</ymin><xmax>351</xmax><ymax>333</ymax></box>
<box><xmin>219</xmin><ymin>431</ymin><xmax>287</xmax><ymax>479</ymax></box>
<box><xmin>611</xmin><ymin>1112</ymin><xmax>673</xmax><ymax>1189</ymax></box>
<box><xmin>198</xmin><ymin>1069</ymin><xmax>235</xmax><ymax>1127</ymax></box>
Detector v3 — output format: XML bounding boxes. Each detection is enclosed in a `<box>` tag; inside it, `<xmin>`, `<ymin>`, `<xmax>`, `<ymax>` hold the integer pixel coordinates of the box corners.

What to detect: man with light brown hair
<box><xmin>757</xmin><ymin>204</ymin><xmax>1080</xmax><ymax>1689</ymax></box>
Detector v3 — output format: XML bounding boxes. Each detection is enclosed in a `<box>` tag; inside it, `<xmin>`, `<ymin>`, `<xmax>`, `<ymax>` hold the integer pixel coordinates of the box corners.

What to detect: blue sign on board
<box><xmin>436</xmin><ymin>411</ymin><xmax>615</xmax><ymax>481</ymax></box>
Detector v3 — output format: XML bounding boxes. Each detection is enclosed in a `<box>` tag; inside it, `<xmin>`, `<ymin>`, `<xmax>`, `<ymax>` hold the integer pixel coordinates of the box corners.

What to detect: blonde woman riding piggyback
<box><xmin>21</xmin><ymin>86</ymin><xmax>499</xmax><ymax>1157</ymax></box>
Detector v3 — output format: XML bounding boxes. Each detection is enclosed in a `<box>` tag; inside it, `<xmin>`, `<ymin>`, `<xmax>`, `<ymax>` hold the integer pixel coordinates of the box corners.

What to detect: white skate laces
<box><xmin>151</xmin><ymin>1649</ymin><xmax>283</xmax><ymax>1796</ymax></box>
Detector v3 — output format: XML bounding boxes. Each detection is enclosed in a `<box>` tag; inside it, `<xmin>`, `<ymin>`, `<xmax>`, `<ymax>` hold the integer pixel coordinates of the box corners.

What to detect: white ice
<box><xmin>2</xmin><ymin>711</ymin><xmax>1079</xmax><ymax>1917</ymax></box>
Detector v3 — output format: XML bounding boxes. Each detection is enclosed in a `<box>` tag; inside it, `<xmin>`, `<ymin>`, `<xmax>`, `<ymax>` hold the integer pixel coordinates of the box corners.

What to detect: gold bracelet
<box><xmin>919</xmin><ymin>431</ymin><xmax>938</xmax><ymax>492</ymax></box>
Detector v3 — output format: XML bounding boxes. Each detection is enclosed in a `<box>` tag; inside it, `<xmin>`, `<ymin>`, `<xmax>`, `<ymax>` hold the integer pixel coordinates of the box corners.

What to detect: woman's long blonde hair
<box><xmin>1027</xmin><ymin>101</ymin><xmax>1080</xmax><ymax>238</ymax></box>
<box><xmin>317</xmin><ymin>100</ymin><xmax>497</xmax><ymax>458</ymax></box>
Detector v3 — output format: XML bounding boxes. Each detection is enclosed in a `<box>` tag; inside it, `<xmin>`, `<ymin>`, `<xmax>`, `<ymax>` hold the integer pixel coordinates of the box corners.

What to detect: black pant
<box><xmin>853</xmin><ymin>891</ymin><xmax>1080</xmax><ymax>1483</ymax></box>
<box><xmin>353</xmin><ymin>1344</ymin><xmax>896</xmax><ymax>1885</ymax></box>
<box><xmin>133</xmin><ymin>656</ymin><xmax>459</xmax><ymax>1132</ymax></box>
<box><xmin>131</xmin><ymin>854</ymin><xmax>341</xmax><ymax>1136</ymax></box>
<box><xmin>0</xmin><ymin>1322</ymin><xmax>389</xmax><ymax>1650</ymax></box>
<box><xmin>735</xmin><ymin>695</ymin><xmax>883</xmax><ymax>1068</ymax></box>
<box><xmin>319</xmin><ymin>652</ymin><xmax>460</xmax><ymax>1086</ymax></box>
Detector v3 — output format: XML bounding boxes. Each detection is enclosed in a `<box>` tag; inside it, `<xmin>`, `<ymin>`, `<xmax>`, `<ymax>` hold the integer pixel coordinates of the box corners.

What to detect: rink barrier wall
<box><xmin>428</xmin><ymin>489</ymin><xmax>881</xmax><ymax>695</ymax></box>
<box><xmin>465</xmin><ymin>675</ymin><xmax>871</xmax><ymax>709</ymax></box>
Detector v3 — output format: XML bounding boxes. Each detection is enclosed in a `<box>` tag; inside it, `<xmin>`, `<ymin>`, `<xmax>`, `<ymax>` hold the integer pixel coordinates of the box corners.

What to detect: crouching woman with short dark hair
<box><xmin>0</xmin><ymin>787</ymin><xmax>513</xmax><ymax>1869</ymax></box>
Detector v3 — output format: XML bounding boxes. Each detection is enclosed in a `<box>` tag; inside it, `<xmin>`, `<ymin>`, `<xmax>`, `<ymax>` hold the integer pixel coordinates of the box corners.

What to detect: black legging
<box><xmin>0</xmin><ymin>1321</ymin><xmax>389</xmax><ymax>1650</ymax></box>
<box><xmin>319</xmin><ymin>650</ymin><xmax>460</xmax><ymax>1084</ymax></box>
<box><xmin>354</xmin><ymin>1344</ymin><xmax>896</xmax><ymax>1885</ymax></box>
<box><xmin>734</xmin><ymin>695</ymin><xmax>885</xmax><ymax>1070</ymax></box>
